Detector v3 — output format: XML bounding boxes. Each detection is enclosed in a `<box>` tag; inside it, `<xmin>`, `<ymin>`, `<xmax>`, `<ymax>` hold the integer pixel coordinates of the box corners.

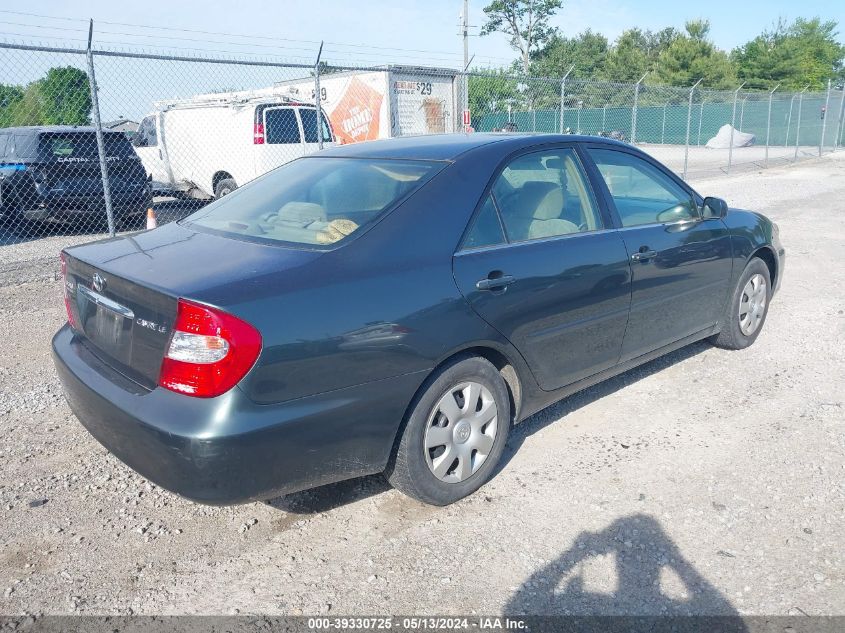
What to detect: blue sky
<box><xmin>2</xmin><ymin>0</ymin><xmax>843</xmax><ymax>69</ymax></box>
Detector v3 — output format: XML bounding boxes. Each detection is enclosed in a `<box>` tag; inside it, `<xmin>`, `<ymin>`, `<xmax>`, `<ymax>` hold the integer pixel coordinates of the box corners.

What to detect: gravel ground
<box><xmin>0</xmin><ymin>153</ymin><xmax>843</xmax><ymax>617</ymax></box>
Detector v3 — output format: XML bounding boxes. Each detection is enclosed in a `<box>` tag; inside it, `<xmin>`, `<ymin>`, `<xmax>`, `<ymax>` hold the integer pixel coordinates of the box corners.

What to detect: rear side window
<box><xmin>265</xmin><ymin>108</ymin><xmax>300</xmax><ymax>144</ymax></box>
<box><xmin>38</xmin><ymin>133</ymin><xmax>133</xmax><ymax>159</ymax></box>
<box><xmin>463</xmin><ymin>195</ymin><xmax>505</xmax><ymax>250</ymax></box>
<box><xmin>300</xmin><ymin>108</ymin><xmax>332</xmax><ymax>143</ymax></box>
<box><xmin>187</xmin><ymin>157</ymin><xmax>441</xmax><ymax>247</ymax></box>
<box><xmin>491</xmin><ymin>148</ymin><xmax>603</xmax><ymax>242</ymax></box>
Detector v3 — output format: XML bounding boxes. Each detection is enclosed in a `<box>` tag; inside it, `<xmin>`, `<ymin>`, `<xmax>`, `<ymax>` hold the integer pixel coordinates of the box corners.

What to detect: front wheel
<box><xmin>386</xmin><ymin>356</ymin><xmax>511</xmax><ymax>506</ymax></box>
<box><xmin>710</xmin><ymin>257</ymin><xmax>772</xmax><ymax>350</ymax></box>
<box><xmin>214</xmin><ymin>178</ymin><xmax>237</xmax><ymax>199</ymax></box>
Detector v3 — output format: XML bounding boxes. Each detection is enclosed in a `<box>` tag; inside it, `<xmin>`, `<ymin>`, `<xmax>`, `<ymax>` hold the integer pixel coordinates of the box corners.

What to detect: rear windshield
<box><xmin>38</xmin><ymin>132</ymin><xmax>133</xmax><ymax>159</ymax></box>
<box><xmin>186</xmin><ymin>157</ymin><xmax>441</xmax><ymax>247</ymax></box>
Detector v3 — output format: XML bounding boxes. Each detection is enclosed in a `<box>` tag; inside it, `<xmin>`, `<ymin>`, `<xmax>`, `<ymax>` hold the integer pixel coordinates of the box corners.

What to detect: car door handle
<box><xmin>476</xmin><ymin>274</ymin><xmax>515</xmax><ymax>291</ymax></box>
<box><xmin>631</xmin><ymin>249</ymin><xmax>657</xmax><ymax>262</ymax></box>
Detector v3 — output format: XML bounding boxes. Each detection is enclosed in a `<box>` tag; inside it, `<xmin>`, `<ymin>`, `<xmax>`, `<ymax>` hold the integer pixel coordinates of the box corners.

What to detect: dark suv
<box><xmin>0</xmin><ymin>126</ymin><xmax>151</xmax><ymax>233</ymax></box>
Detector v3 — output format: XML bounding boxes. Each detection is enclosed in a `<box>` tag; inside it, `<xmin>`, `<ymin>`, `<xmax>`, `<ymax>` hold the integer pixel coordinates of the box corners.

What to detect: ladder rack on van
<box><xmin>153</xmin><ymin>91</ymin><xmax>306</xmax><ymax>112</ymax></box>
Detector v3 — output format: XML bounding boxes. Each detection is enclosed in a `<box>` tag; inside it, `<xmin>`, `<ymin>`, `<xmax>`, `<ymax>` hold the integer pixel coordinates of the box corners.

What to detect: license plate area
<box><xmin>77</xmin><ymin>285</ymin><xmax>135</xmax><ymax>366</ymax></box>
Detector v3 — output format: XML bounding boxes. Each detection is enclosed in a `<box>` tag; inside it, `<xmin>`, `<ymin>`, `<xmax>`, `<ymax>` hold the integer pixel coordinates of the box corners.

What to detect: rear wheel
<box><xmin>214</xmin><ymin>178</ymin><xmax>237</xmax><ymax>199</ymax></box>
<box><xmin>386</xmin><ymin>356</ymin><xmax>510</xmax><ymax>505</ymax></box>
<box><xmin>710</xmin><ymin>257</ymin><xmax>771</xmax><ymax>350</ymax></box>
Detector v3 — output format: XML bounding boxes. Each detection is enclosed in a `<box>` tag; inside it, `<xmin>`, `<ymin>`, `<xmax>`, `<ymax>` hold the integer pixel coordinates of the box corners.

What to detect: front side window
<box><xmin>265</xmin><ymin>108</ymin><xmax>300</xmax><ymax>144</ymax></box>
<box><xmin>187</xmin><ymin>157</ymin><xmax>441</xmax><ymax>247</ymax></box>
<box><xmin>490</xmin><ymin>148</ymin><xmax>602</xmax><ymax>242</ymax></box>
<box><xmin>587</xmin><ymin>148</ymin><xmax>697</xmax><ymax>227</ymax></box>
<box><xmin>300</xmin><ymin>108</ymin><xmax>332</xmax><ymax>143</ymax></box>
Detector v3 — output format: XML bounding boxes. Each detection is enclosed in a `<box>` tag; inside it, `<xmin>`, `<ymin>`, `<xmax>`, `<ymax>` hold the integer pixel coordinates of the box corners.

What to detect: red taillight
<box><xmin>60</xmin><ymin>252</ymin><xmax>79</xmax><ymax>330</ymax></box>
<box><xmin>159</xmin><ymin>299</ymin><xmax>262</xmax><ymax>398</ymax></box>
<box><xmin>253</xmin><ymin>123</ymin><xmax>265</xmax><ymax>144</ymax></box>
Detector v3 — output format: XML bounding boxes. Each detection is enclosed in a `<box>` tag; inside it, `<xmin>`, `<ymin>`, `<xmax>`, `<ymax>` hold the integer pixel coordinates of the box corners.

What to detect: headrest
<box><xmin>533</xmin><ymin>188</ymin><xmax>565</xmax><ymax>221</ymax></box>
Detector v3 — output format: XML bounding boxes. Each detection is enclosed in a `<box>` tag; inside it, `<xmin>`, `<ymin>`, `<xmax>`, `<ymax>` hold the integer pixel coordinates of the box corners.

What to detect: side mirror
<box><xmin>702</xmin><ymin>196</ymin><xmax>728</xmax><ymax>219</ymax></box>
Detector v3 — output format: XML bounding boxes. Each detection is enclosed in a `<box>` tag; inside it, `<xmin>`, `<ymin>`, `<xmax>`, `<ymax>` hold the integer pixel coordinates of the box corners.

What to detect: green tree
<box><xmin>653</xmin><ymin>20</ymin><xmax>736</xmax><ymax>88</ymax></box>
<box><xmin>36</xmin><ymin>66</ymin><xmax>91</xmax><ymax>126</ymax></box>
<box><xmin>480</xmin><ymin>0</ymin><xmax>564</xmax><ymax>74</ymax></box>
<box><xmin>531</xmin><ymin>29</ymin><xmax>609</xmax><ymax>78</ymax></box>
<box><xmin>468</xmin><ymin>69</ymin><xmax>520</xmax><ymax>115</ymax></box>
<box><xmin>0</xmin><ymin>84</ymin><xmax>25</xmax><ymax>127</ymax></box>
<box><xmin>732</xmin><ymin>18</ymin><xmax>844</xmax><ymax>90</ymax></box>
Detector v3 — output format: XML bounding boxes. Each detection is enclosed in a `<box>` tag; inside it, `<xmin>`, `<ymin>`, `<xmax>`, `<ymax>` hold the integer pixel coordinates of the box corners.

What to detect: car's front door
<box><xmin>584</xmin><ymin>146</ymin><xmax>733</xmax><ymax>362</ymax></box>
<box><xmin>453</xmin><ymin>147</ymin><xmax>632</xmax><ymax>391</ymax></box>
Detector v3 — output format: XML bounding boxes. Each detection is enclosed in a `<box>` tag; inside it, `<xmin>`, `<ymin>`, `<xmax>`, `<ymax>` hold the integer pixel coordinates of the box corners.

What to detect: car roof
<box><xmin>317</xmin><ymin>133</ymin><xmax>630</xmax><ymax>161</ymax></box>
<box><xmin>0</xmin><ymin>125</ymin><xmax>122</xmax><ymax>135</ymax></box>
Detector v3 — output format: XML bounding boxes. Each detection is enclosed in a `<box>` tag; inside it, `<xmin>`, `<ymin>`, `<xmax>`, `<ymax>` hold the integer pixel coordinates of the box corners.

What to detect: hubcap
<box><xmin>424</xmin><ymin>381</ymin><xmax>498</xmax><ymax>484</ymax></box>
<box><xmin>739</xmin><ymin>273</ymin><xmax>767</xmax><ymax>336</ymax></box>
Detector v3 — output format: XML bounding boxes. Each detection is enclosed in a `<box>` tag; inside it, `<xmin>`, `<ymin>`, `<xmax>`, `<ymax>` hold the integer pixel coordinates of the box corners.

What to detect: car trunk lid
<box><xmin>63</xmin><ymin>221</ymin><xmax>323</xmax><ymax>390</ymax></box>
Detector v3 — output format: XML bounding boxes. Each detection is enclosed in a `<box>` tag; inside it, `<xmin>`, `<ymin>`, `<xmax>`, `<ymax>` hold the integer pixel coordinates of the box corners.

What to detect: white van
<box><xmin>133</xmin><ymin>95</ymin><xmax>334</xmax><ymax>199</ymax></box>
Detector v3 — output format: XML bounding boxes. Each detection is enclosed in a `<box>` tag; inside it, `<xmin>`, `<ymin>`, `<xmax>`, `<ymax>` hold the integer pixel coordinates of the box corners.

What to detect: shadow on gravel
<box><xmin>264</xmin><ymin>474</ymin><xmax>390</xmax><ymax>515</ymax></box>
<box><xmin>495</xmin><ymin>340</ymin><xmax>711</xmax><ymax>477</ymax></box>
<box><xmin>505</xmin><ymin>513</ymin><xmax>745</xmax><ymax>624</ymax></box>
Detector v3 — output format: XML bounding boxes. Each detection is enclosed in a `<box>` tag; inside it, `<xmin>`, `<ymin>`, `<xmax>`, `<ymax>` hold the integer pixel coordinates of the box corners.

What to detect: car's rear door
<box><xmin>452</xmin><ymin>146</ymin><xmax>632</xmax><ymax>392</ymax></box>
<box><xmin>582</xmin><ymin>145</ymin><xmax>733</xmax><ymax>362</ymax></box>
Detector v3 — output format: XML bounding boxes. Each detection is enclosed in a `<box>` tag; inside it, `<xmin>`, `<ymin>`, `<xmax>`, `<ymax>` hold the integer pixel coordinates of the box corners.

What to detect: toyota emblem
<box><xmin>92</xmin><ymin>272</ymin><xmax>106</xmax><ymax>293</ymax></box>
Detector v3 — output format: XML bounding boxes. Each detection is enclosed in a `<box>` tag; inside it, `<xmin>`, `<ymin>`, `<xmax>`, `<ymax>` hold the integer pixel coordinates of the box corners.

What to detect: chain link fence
<box><xmin>2</xmin><ymin>38</ymin><xmax>845</xmax><ymax>281</ymax></box>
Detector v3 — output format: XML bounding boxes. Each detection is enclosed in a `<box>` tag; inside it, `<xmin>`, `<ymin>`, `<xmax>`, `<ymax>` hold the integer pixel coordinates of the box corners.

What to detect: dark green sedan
<box><xmin>52</xmin><ymin>134</ymin><xmax>784</xmax><ymax>506</ymax></box>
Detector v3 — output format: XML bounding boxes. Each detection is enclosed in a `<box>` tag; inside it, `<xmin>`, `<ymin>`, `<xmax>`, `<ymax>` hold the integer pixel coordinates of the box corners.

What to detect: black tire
<box><xmin>710</xmin><ymin>257</ymin><xmax>772</xmax><ymax>350</ymax></box>
<box><xmin>1</xmin><ymin>197</ymin><xmax>35</xmax><ymax>237</ymax></box>
<box><xmin>386</xmin><ymin>355</ymin><xmax>511</xmax><ymax>506</ymax></box>
<box><xmin>214</xmin><ymin>178</ymin><xmax>237</xmax><ymax>199</ymax></box>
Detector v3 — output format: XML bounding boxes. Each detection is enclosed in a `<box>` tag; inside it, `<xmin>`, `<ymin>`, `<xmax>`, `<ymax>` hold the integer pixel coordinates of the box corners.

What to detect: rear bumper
<box><xmin>22</xmin><ymin>189</ymin><xmax>150</xmax><ymax>221</ymax></box>
<box><xmin>52</xmin><ymin>325</ymin><xmax>425</xmax><ymax>504</ymax></box>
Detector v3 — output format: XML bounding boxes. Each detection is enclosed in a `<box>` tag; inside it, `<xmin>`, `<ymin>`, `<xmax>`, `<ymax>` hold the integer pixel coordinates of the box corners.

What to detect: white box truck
<box><xmin>133</xmin><ymin>94</ymin><xmax>334</xmax><ymax>199</ymax></box>
<box><xmin>274</xmin><ymin>65</ymin><xmax>460</xmax><ymax>145</ymax></box>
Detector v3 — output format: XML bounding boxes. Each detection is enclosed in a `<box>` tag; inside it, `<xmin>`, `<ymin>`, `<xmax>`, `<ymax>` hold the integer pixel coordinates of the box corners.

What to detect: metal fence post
<box><xmin>631</xmin><ymin>71</ymin><xmax>647</xmax><ymax>144</ymax></box>
<box><xmin>835</xmin><ymin>88</ymin><xmax>845</xmax><ymax>152</ymax></box>
<box><xmin>84</xmin><ymin>20</ymin><xmax>115</xmax><ymax>237</ymax></box>
<box><xmin>785</xmin><ymin>94</ymin><xmax>796</xmax><ymax>147</ymax></box>
<box><xmin>661</xmin><ymin>101</ymin><xmax>668</xmax><ymax>144</ymax></box>
<box><xmin>765</xmin><ymin>84</ymin><xmax>779</xmax><ymax>167</ymax></box>
<box><xmin>559</xmin><ymin>65</ymin><xmax>573</xmax><ymax>133</ymax></box>
<box><xmin>683</xmin><ymin>78</ymin><xmax>703</xmax><ymax>181</ymax></box>
<box><xmin>727</xmin><ymin>82</ymin><xmax>745</xmax><ymax>174</ymax></box>
<box><xmin>794</xmin><ymin>85</ymin><xmax>809</xmax><ymax>162</ymax></box>
<box><xmin>602</xmin><ymin>103</ymin><xmax>607</xmax><ymax>132</ymax></box>
<box><xmin>697</xmin><ymin>98</ymin><xmax>705</xmax><ymax>146</ymax></box>
<box><xmin>313</xmin><ymin>41</ymin><xmax>324</xmax><ymax>150</ymax></box>
<box><xmin>739</xmin><ymin>96</ymin><xmax>748</xmax><ymax>131</ymax></box>
<box><xmin>820</xmin><ymin>78</ymin><xmax>831</xmax><ymax>155</ymax></box>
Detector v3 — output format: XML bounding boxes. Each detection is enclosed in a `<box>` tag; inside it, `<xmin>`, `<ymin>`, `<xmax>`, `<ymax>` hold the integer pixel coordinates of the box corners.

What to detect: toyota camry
<box><xmin>53</xmin><ymin>134</ymin><xmax>784</xmax><ymax>506</ymax></box>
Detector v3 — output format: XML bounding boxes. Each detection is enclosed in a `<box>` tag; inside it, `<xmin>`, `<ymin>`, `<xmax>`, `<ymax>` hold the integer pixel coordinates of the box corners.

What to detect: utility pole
<box><xmin>462</xmin><ymin>0</ymin><xmax>469</xmax><ymax>73</ymax></box>
<box><xmin>461</xmin><ymin>0</ymin><xmax>470</xmax><ymax>131</ymax></box>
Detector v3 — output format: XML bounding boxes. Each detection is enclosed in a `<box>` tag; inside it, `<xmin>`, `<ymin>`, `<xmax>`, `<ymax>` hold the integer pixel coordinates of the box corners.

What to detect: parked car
<box><xmin>133</xmin><ymin>96</ymin><xmax>334</xmax><ymax>200</ymax></box>
<box><xmin>53</xmin><ymin>134</ymin><xmax>784</xmax><ymax>506</ymax></box>
<box><xmin>0</xmin><ymin>126</ymin><xmax>151</xmax><ymax>232</ymax></box>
